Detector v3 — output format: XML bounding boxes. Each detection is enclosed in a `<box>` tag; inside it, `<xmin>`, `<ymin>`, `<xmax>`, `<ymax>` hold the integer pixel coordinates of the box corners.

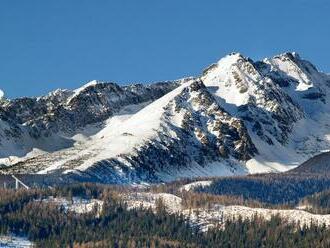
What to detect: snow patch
<box><xmin>37</xmin><ymin>197</ymin><xmax>104</xmax><ymax>215</ymax></box>
<box><xmin>0</xmin><ymin>235</ymin><xmax>32</xmax><ymax>247</ymax></box>
<box><xmin>125</xmin><ymin>192</ymin><xmax>330</xmax><ymax>232</ymax></box>
<box><xmin>180</xmin><ymin>180</ymin><xmax>213</xmax><ymax>192</ymax></box>
<box><xmin>124</xmin><ymin>192</ymin><xmax>182</xmax><ymax>214</ymax></box>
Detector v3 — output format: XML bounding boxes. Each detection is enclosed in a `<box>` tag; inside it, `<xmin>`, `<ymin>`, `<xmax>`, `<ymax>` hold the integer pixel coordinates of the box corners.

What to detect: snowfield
<box><xmin>179</xmin><ymin>180</ymin><xmax>213</xmax><ymax>192</ymax></box>
<box><xmin>184</xmin><ymin>205</ymin><xmax>330</xmax><ymax>232</ymax></box>
<box><xmin>124</xmin><ymin>192</ymin><xmax>330</xmax><ymax>232</ymax></box>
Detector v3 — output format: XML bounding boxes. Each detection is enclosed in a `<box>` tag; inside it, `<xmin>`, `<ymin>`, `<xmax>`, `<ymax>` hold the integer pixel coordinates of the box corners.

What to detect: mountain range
<box><xmin>1</xmin><ymin>52</ymin><xmax>330</xmax><ymax>184</ymax></box>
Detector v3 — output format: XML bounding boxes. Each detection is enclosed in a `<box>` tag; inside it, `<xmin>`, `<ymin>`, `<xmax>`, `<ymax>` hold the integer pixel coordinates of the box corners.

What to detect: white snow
<box><xmin>124</xmin><ymin>192</ymin><xmax>330</xmax><ymax>232</ymax></box>
<box><xmin>184</xmin><ymin>204</ymin><xmax>330</xmax><ymax>231</ymax></box>
<box><xmin>202</xmin><ymin>53</ymin><xmax>258</xmax><ymax>109</ymax></box>
<box><xmin>179</xmin><ymin>180</ymin><xmax>213</xmax><ymax>192</ymax></box>
<box><xmin>265</xmin><ymin>53</ymin><xmax>314</xmax><ymax>91</ymax></box>
<box><xmin>0</xmin><ymin>235</ymin><xmax>33</xmax><ymax>247</ymax></box>
<box><xmin>37</xmin><ymin>197</ymin><xmax>104</xmax><ymax>215</ymax></box>
<box><xmin>3</xmin><ymin>101</ymin><xmax>149</xmax><ymax>174</ymax></box>
<box><xmin>201</xmin><ymin>52</ymin><xmax>330</xmax><ymax>174</ymax></box>
<box><xmin>68</xmin><ymin>80</ymin><xmax>99</xmax><ymax>102</ymax></box>
<box><xmin>64</xmin><ymin>80</ymin><xmax>194</xmax><ymax>172</ymax></box>
<box><xmin>124</xmin><ymin>192</ymin><xmax>182</xmax><ymax>214</ymax></box>
<box><xmin>2</xmin><ymin>52</ymin><xmax>330</xmax><ymax>180</ymax></box>
<box><xmin>0</xmin><ymin>89</ymin><xmax>4</xmax><ymax>99</ymax></box>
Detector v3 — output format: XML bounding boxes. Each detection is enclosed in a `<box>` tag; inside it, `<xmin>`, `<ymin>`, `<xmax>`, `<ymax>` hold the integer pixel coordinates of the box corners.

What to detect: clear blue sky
<box><xmin>1</xmin><ymin>0</ymin><xmax>329</xmax><ymax>98</ymax></box>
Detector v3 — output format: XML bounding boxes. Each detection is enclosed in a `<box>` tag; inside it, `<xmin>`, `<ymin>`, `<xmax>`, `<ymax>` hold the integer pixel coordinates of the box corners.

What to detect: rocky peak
<box><xmin>262</xmin><ymin>52</ymin><xmax>317</xmax><ymax>91</ymax></box>
<box><xmin>202</xmin><ymin>53</ymin><xmax>305</xmax><ymax>144</ymax></box>
<box><xmin>274</xmin><ymin>52</ymin><xmax>301</xmax><ymax>61</ymax></box>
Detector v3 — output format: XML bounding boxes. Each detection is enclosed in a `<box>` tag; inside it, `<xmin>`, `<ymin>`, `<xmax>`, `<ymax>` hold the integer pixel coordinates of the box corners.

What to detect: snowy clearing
<box><xmin>179</xmin><ymin>180</ymin><xmax>213</xmax><ymax>192</ymax></box>
<box><xmin>36</xmin><ymin>196</ymin><xmax>104</xmax><ymax>215</ymax></box>
<box><xmin>124</xmin><ymin>192</ymin><xmax>330</xmax><ymax>232</ymax></box>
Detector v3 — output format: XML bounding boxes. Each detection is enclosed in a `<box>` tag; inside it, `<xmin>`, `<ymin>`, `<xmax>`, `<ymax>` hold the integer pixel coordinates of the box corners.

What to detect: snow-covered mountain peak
<box><xmin>66</xmin><ymin>80</ymin><xmax>103</xmax><ymax>103</ymax></box>
<box><xmin>73</xmin><ymin>80</ymin><xmax>100</xmax><ymax>94</ymax></box>
<box><xmin>203</xmin><ymin>52</ymin><xmax>252</xmax><ymax>74</ymax></box>
<box><xmin>1</xmin><ymin>52</ymin><xmax>330</xmax><ymax>184</ymax></box>
<box><xmin>201</xmin><ymin>53</ymin><xmax>263</xmax><ymax>108</ymax></box>
<box><xmin>217</xmin><ymin>52</ymin><xmax>247</xmax><ymax>66</ymax></box>
<box><xmin>262</xmin><ymin>52</ymin><xmax>318</xmax><ymax>91</ymax></box>
<box><xmin>274</xmin><ymin>51</ymin><xmax>301</xmax><ymax>60</ymax></box>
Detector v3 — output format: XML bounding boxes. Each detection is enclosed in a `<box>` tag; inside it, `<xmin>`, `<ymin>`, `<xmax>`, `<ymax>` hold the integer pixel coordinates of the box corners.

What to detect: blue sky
<box><xmin>1</xmin><ymin>0</ymin><xmax>329</xmax><ymax>98</ymax></box>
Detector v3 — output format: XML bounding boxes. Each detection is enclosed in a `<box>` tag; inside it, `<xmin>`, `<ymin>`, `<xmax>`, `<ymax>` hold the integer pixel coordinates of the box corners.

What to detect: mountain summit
<box><xmin>1</xmin><ymin>52</ymin><xmax>330</xmax><ymax>184</ymax></box>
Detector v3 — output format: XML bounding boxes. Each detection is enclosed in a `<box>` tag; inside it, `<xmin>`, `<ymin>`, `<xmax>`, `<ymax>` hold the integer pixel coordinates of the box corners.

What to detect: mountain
<box><xmin>291</xmin><ymin>151</ymin><xmax>330</xmax><ymax>174</ymax></box>
<box><xmin>1</xmin><ymin>52</ymin><xmax>330</xmax><ymax>184</ymax></box>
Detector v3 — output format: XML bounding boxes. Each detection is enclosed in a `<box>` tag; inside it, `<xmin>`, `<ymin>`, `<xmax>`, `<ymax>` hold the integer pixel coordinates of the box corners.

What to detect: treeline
<box><xmin>0</xmin><ymin>184</ymin><xmax>200</xmax><ymax>247</ymax></box>
<box><xmin>1</xmin><ymin>184</ymin><xmax>330</xmax><ymax>247</ymax></box>
<box><xmin>196</xmin><ymin>173</ymin><xmax>330</xmax><ymax>205</ymax></box>
<box><xmin>180</xmin><ymin>191</ymin><xmax>274</xmax><ymax>209</ymax></box>
<box><xmin>300</xmin><ymin>189</ymin><xmax>330</xmax><ymax>214</ymax></box>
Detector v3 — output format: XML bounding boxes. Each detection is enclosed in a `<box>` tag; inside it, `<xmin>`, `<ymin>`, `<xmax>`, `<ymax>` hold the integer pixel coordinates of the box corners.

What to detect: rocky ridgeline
<box><xmin>0</xmin><ymin>81</ymin><xmax>178</xmax><ymax>136</ymax></box>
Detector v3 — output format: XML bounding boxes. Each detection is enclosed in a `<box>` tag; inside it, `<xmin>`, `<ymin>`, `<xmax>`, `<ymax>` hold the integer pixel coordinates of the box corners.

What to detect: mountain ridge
<box><xmin>1</xmin><ymin>52</ymin><xmax>330</xmax><ymax>183</ymax></box>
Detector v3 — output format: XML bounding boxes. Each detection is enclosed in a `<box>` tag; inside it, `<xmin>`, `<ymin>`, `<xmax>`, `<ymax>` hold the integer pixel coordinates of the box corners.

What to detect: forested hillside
<box><xmin>1</xmin><ymin>184</ymin><xmax>330</xmax><ymax>247</ymax></box>
<box><xmin>300</xmin><ymin>189</ymin><xmax>330</xmax><ymax>214</ymax></box>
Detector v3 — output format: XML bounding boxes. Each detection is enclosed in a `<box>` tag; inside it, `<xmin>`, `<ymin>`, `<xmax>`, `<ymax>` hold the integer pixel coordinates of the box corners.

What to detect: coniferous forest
<box><xmin>1</xmin><ymin>184</ymin><xmax>330</xmax><ymax>247</ymax></box>
<box><xmin>196</xmin><ymin>173</ymin><xmax>330</xmax><ymax>205</ymax></box>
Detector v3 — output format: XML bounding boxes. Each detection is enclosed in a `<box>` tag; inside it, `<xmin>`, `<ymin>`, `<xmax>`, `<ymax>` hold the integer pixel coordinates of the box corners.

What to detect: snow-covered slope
<box><xmin>69</xmin><ymin>79</ymin><xmax>255</xmax><ymax>183</ymax></box>
<box><xmin>1</xmin><ymin>52</ymin><xmax>330</xmax><ymax>183</ymax></box>
<box><xmin>124</xmin><ymin>191</ymin><xmax>330</xmax><ymax>232</ymax></box>
<box><xmin>0</xmin><ymin>80</ymin><xmax>177</xmax><ymax>166</ymax></box>
<box><xmin>202</xmin><ymin>52</ymin><xmax>330</xmax><ymax>173</ymax></box>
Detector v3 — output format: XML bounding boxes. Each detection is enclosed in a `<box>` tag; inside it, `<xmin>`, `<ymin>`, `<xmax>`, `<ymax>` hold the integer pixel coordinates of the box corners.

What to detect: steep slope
<box><xmin>71</xmin><ymin>79</ymin><xmax>256</xmax><ymax>183</ymax></box>
<box><xmin>0</xmin><ymin>81</ymin><xmax>178</xmax><ymax>165</ymax></box>
<box><xmin>202</xmin><ymin>53</ymin><xmax>304</xmax><ymax>145</ymax></box>
<box><xmin>202</xmin><ymin>52</ymin><xmax>330</xmax><ymax>173</ymax></box>
<box><xmin>2</xmin><ymin>80</ymin><xmax>256</xmax><ymax>183</ymax></box>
